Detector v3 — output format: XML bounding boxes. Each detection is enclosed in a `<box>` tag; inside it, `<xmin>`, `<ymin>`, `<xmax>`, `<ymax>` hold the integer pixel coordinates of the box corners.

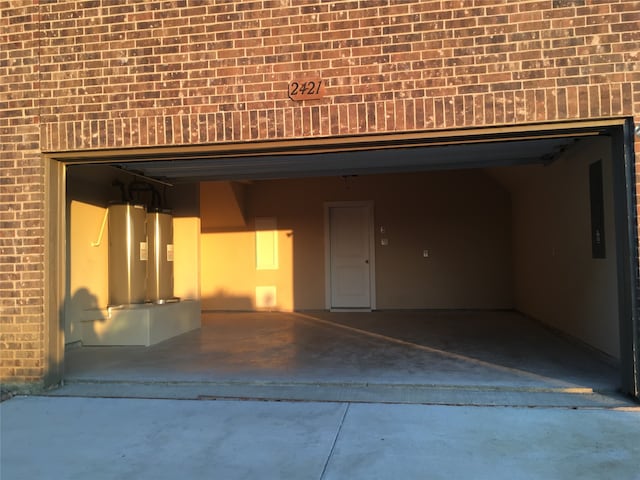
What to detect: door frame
<box><xmin>612</xmin><ymin>118</ymin><xmax>640</xmax><ymax>398</ymax></box>
<box><xmin>324</xmin><ymin>201</ymin><xmax>376</xmax><ymax>311</ymax></box>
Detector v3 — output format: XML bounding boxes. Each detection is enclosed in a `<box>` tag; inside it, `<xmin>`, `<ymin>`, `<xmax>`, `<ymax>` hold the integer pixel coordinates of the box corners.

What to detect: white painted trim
<box><xmin>49</xmin><ymin>118</ymin><xmax>624</xmax><ymax>163</ymax></box>
<box><xmin>330</xmin><ymin>308</ymin><xmax>373</xmax><ymax>313</ymax></box>
<box><xmin>324</xmin><ymin>201</ymin><xmax>376</xmax><ymax>311</ymax></box>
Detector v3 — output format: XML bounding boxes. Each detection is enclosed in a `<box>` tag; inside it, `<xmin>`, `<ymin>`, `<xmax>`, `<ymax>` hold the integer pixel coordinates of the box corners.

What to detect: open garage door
<box><xmin>49</xmin><ymin>119</ymin><xmax>639</xmax><ymax>400</ymax></box>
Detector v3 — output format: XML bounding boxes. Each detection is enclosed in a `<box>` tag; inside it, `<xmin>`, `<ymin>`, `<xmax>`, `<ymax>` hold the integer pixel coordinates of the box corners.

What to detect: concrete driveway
<box><xmin>2</xmin><ymin>395</ymin><xmax>639</xmax><ymax>480</ymax></box>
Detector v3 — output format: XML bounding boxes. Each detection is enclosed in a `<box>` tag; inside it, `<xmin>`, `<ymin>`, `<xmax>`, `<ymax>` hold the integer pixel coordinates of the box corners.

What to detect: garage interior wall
<box><xmin>508</xmin><ymin>137</ymin><xmax>619</xmax><ymax>359</ymax></box>
<box><xmin>200</xmin><ymin>169</ymin><xmax>514</xmax><ymax>312</ymax></box>
<box><xmin>199</xmin><ymin>137</ymin><xmax>619</xmax><ymax>360</ymax></box>
<box><xmin>65</xmin><ymin>166</ymin><xmax>201</xmax><ymax>344</ymax></box>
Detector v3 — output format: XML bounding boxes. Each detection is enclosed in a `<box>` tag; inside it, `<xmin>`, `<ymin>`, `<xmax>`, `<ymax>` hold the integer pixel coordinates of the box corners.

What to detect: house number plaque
<box><xmin>288</xmin><ymin>78</ymin><xmax>325</xmax><ymax>101</ymax></box>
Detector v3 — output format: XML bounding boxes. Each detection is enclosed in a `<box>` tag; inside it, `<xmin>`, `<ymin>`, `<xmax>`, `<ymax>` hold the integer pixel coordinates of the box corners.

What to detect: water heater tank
<box><xmin>108</xmin><ymin>203</ymin><xmax>147</xmax><ymax>305</ymax></box>
<box><xmin>146</xmin><ymin>210</ymin><xmax>174</xmax><ymax>303</ymax></box>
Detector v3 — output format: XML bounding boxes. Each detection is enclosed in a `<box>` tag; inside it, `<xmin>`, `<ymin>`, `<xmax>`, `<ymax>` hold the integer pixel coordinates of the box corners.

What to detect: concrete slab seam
<box><xmin>319</xmin><ymin>403</ymin><xmax>350</xmax><ymax>480</ymax></box>
<box><xmin>28</xmin><ymin>391</ymin><xmax>639</xmax><ymax>411</ymax></box>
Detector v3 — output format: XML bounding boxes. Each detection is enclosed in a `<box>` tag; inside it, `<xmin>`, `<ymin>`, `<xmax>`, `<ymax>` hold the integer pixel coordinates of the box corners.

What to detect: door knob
<box><xmin>365</xmin><ymin>259</ymin><xmax>369</xmax><ymax>264</ymax></box>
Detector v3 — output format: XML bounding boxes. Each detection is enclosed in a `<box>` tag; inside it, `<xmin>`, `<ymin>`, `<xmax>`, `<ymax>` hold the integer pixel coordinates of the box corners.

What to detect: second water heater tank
<box><xmin>146</xmin><ymin>209</ymin><xmax>174</xmax><ymax>303</ymax></box>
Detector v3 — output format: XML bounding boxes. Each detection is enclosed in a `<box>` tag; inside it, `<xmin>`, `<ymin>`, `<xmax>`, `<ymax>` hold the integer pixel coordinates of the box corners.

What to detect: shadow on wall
<box><xmin>202</xmin><ymin>290</ymin><xmax>254</xmax><ymax>311</ymax></box>
<box><xmin>201</xmin><ymin>290</ymin><xmax>287</xmax><ymax>312</ymax></box>
<box><xmin>38</xmin><ymin>290</ymin><xmax>104</xmax><ymax>390</ymax></box>
<box><xmin>67</xmin><ymin>287</ymin><xmax>106</xmax><ymax>343</ymax></box>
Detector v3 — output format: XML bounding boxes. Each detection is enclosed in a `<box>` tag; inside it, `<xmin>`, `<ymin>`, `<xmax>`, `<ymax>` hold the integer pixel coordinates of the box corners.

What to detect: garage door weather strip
<box><xmin>47</xmin><ymin>380</ymin><xmax>636</xmax><ymax>409</ymax></box>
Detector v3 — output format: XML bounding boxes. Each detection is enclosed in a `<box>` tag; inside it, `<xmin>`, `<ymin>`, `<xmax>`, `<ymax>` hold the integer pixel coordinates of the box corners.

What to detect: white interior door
<box><xmin>328</xmin><ymin>203</ymin><xmax>374</xmax><ymax>309</ymax></box>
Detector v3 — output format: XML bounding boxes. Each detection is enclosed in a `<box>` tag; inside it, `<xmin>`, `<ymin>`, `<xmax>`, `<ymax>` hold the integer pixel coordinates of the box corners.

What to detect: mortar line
<box><xmin>319</xmin><ymin>403</ymin><xmax>350</xmax><ymax>480</ymax></box>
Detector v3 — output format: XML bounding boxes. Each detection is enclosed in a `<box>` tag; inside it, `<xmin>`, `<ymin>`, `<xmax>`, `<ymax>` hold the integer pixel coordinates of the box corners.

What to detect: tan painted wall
<box><xmin>67</xmin><ymin>201</ymin><xmax>110</xmax><ymax>343</ymax></box>
<box><xmin>167</xmin><ymin>183</ymin><xmax>201</xmax><ymax>302</ymax></box>
<box><xmin>200</xmin><ymin>181</ymin><xmax>247</xmax><ymax>229</ymax></box>
<box><xmin>200</xmin><ymin>228</ymin><xmax>295</xmax><ymax>311</ymax></box>
<box><xmin>173</xmin><ymin>217</ymin><xmax>201</xmax><ymax>301</ymax></box>
<box><xmin>200</xmin><ymin>171</ymin><xmax>513</xmax><ymax>311</ymax></box>
<box><xmin>66</xmin><ymin>166</ymin><xmax>115</xmax><ymax>344</ymax></box>
<box><xmin>507</xmin><ymin>137</ymin><xmax>620</xmax><ymax>359</ymax></box>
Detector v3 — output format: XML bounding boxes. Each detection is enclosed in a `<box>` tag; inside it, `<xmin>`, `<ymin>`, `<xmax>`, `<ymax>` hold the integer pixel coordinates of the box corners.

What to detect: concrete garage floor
<box><xmin>60</xmin><ymin>310</ymin><xmax>627</xmax><ymax>407</ymax></box>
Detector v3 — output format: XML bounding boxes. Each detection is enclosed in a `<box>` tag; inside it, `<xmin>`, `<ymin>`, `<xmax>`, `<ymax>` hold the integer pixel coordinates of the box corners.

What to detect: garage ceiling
<box><xmin>106</xmin><ymin>136</ymin><xmax>581</xmax><ymax>184</ymax></box>
<box><xmin>54</xmin><ymin>119</ymin><xmax>621</xmax><ymax>184</ymax></box>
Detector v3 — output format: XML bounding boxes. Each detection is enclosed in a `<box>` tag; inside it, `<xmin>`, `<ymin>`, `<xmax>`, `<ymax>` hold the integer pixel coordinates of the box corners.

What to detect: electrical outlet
<box><xmin>423</xmin><ymin>249</ymin><xmax>429</xmax><ymax>257</ymax></box>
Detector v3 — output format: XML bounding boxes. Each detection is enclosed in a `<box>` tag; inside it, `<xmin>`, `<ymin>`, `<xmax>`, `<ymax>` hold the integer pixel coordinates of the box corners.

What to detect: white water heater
<box><xmin>146</xmin><ymin>209</ymin><xmax>174</xmax><ymax>303</ymax></box>
<box><xmin>108</xmin><ymin>203</ymin><xmax>147</xmax><ymax>305</ymax></box>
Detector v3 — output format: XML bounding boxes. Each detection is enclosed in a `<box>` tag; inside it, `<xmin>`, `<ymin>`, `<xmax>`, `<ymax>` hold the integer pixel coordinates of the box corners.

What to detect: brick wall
<box><xmin>1</xmin><ymin>0</ymin><xmax>639</xmax><ymax>387</ymax></box>
<box><xmin>36</xmin><ymin>0</ymin><xmax>639</xmax><ymax>151</ymax></box>
<box><xmin>1</xmin><ymin>2</ymin><xmax>45</xmax><ymax>388</ymax></box>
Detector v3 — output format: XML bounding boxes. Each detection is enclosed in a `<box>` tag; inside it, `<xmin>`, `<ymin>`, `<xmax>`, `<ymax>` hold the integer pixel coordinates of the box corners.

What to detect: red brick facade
<box><xmin>2</xmin><ymin>1</ymin><xmax>45</xmax><ymax>386</ymax></box>
<box><xmin>2</xmin><ymin>0</ymin><xmax>639</xmax><ymax>387</ymax></box>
